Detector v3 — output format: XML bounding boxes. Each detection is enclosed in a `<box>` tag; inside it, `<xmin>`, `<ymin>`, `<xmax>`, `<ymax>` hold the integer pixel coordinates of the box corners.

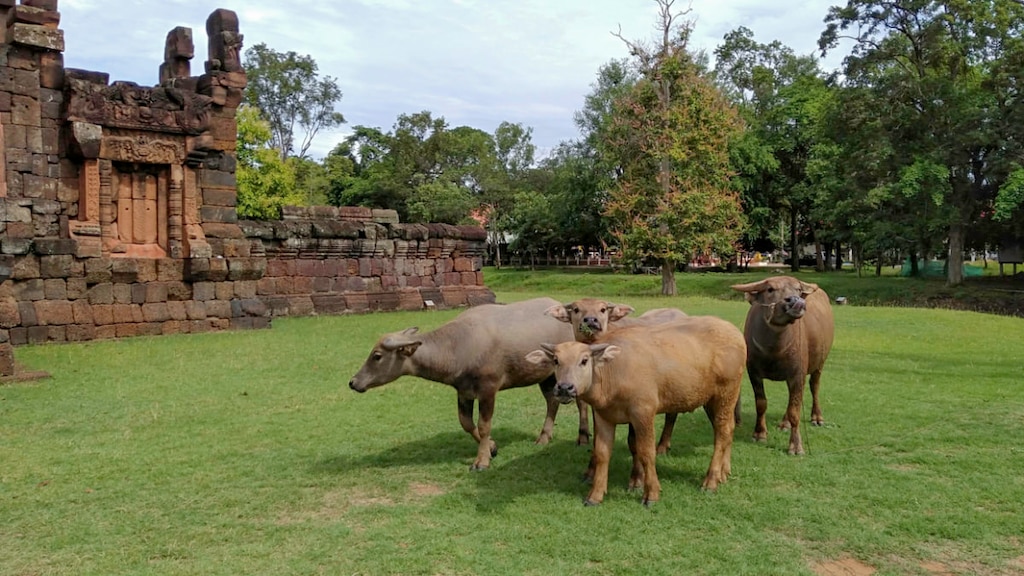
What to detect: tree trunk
<box><xmin>875</xmin><ymin>249</ymin><xmax>883</xmax><ymax>277</ymax></box>
<box><xmin>660</xmin><ymin>259</ymin><xmax>677</xmax><ymax>296</ymax></box>
<box><xmin>834</xmin><ymin>241</ymin><xmax>843</xmax><ymax>270</ymax></box>
<box><xmin>910</xmin><ymin>253</ymin><xmax>919</xmax><ymax>277</ymax></box>
<box><xmin>790</xmin><ymin>207</ymin><xmax>799</xmax><ymax>273</ymax></box>
<box><xmin>947</xmin><ymin>222</ymin><xmax>965</xmax><ymax>286</ymax></box>
<box><xmin>815</xmin><ymin>238</ymin><xmax>825</xmax><ymax>272</ymax></box>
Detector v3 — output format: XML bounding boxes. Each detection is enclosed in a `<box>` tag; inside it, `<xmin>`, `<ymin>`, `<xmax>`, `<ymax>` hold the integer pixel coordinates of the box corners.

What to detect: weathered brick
<box><xmin>184</xmin><ymin>300</ymin><xmax>207</xmax><ymax>320</ymax></box>
<box><xmin>86</xmin><ymin>283</ymin><xmax>113</xmax><ymax>305</ymax></box>
<box><xmin>16</xmin><ymin>302</ymin><xmax>37</xmax><ymax>326</ymax></box>
<box><xmin>34</xmin><ymin>299</ymin><xmax>73</xmax><ymax>325</ymax></box>
<box><xmin>142</xmin><ymin>303</ymin><xmax>170</xmax><ymax>322</ymax></box>
<box><xmin>71</xmin><ymin>300</ymin><xmax>93</xmax><ymax>324</ymax></box>
<box><xmin>43</xmin><ymin>278</ymin><xmax>66</xmax><ymax>300</ymax></box>
<box><xmin>66</xmin><ymin>324</ymin><xmax>97</xmax><ymax>342</ymax></box>
<box><xmin>91</xmin><ymin>304</ymin><xmax>114</xmax><ymax>325</ymax></box>
<box><xmin>0</xmin><ymin>298</ymin><xmax>20</xmax><ymax>328</ymax></box>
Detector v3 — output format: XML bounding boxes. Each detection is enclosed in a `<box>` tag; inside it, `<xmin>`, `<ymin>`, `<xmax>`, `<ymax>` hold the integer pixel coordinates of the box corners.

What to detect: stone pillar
<box><xmin>160</xmin><ymin>26</ymin><xmax>193</xmax><ymax>84</ymax></box>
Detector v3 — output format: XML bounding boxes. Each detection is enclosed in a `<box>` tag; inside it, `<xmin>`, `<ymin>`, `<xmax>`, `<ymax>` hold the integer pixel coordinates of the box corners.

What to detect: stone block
<box><xmin>142</xmin><ymin>303</ymin><xmax>170</xmax><ymax>322</ymax></box>
<box><xmin>86</xmin><ymin>283</ymin><xmax>113</xmax><ymax>305</ymax></box>
<box><xmin>34</xmin><ymin>299</ymin><xmax>73</xmax><ymax>325</ymax></box>
<box><xmin>16</xmin><ymin>301</ymin><xmax>37</xmax><ymax>326</ymax></box>
<box><xmin>71</xmin><ymin>300</ymin><xmax>93</xmax><ymax>324</ymax></box>
<box><xmin>42</xmin><ymin>278</ymin><xmax>66</xmax><ymax>300</ymax></box>
<box><xmin>39</xmin><ymin>254</ymin><xmax>77</xmax><ymax>278</ymax></box>
<box><xmin>8</xmin><ymin>23</ymin><xmax>64</xmax><ymax>52</ymax></box>
<box><xmin>0</xmin><ymin>297</ymin><xmax>20</xmax><ymax>328</ymax></box>
<box><xmin>66</xmin><ymin>324</ymin><xmax>97</xmax><ymax>342</ymax></box>
<box><xmin>311</xmin><ymin>294</ymin><xmax>347</xmax><ymax>315</ymax></box>
<box><xmin>91</xmin><ymin>304</ymin><xmax>113</xmax><ymax>325</ymax></box>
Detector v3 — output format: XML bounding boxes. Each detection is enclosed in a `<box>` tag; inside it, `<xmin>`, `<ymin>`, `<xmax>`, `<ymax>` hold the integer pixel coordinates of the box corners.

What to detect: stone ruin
<box><xmin>0</xmin><ymin>1</ymin><xmax>494</xmax><ymax>379</ymax></box>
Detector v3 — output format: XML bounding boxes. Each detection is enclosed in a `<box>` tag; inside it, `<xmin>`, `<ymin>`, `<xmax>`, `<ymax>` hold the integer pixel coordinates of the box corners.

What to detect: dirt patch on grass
<box><xmin>812</xmin><ymin>557</ymin><xmax>876</xmax><ymax>576</ymax></box>
<box><xmin>409</xmin><ymin>482</ymin><xmax>445</xmax><ymax>497</ymax></box>
<box><xmin>920</xmin><ymin>560</ymin><xmax>953</xmax><ymax>575</ymax></box>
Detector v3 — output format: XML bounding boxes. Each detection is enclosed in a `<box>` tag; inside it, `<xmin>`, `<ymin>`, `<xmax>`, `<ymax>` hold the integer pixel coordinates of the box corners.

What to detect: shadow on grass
<box><xmin>311</xmin><ymin>427</ymin><xmax>539</xmax><ymax>473</ymax></box>
<box><xmin>312</xmin><ymin>415</ymin><xmax>723</xmax><ymax>508</ymax></box>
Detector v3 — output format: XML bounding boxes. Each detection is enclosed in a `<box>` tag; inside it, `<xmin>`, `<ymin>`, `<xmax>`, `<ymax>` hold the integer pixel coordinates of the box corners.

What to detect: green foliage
<box><xmin>236</xmin><ymin>105</ymin><xmax>302</xmax><ymax>220</ymax></box>
<box><xmin>603</xmin><ymin>4</ymin><xmax>744</xmax><ymax>293</ymax></box>
<box><xmin>243</xmin><ymin>42</ymin><xmax>345</xmax><ymax>159</ymax></box>
<box><xmin>406</xmin><ymin>180</ymin><xmax>476</xmax><ymax>225</ymax></box>
<box><xmin>994</xmin><ymin>167</ymin><xmax>1024</xmax><ymax>221</ymax></box>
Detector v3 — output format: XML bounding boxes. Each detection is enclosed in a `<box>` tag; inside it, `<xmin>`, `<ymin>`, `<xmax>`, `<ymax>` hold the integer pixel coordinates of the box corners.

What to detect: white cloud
<box><xmin>57</xmin><ymin>0</ymin><xmax>844</xmax><ymax>159</ymax></box>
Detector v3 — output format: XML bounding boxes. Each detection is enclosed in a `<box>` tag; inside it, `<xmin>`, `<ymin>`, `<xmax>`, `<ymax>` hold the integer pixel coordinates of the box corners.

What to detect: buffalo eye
<box><xmin>581</xmin><ymin>357</ymin><xmax>589</xmax><ymax>367</ymax></box>
<box><xmin>372</xmin><ymin>352</ymin><xmax>383</xmax><ymax>362</ymax></box>
<box><xmin>767</xmin><ymin>287</ymin><xmax>775</xmax><ymax>293</ymax></box>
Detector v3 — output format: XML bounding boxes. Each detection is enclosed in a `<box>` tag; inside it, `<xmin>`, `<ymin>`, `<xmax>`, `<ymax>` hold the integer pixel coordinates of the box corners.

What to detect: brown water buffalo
<box><xmin>527</xmin><ymin>316</ymin><xmax>746</xmax><ymax>506</ymax></box>
<box><xmin>731</xmin><ymin>276</ymin><xmax>835</xmax><ymax>455</ymax></box>
<box><xmin>348</xmin><ymin>297</ymin><xmax>579</xmax><ymax>470</ymax></box>
<box><xmin>545</xmin><ymin>298</ymin><xmax>688</xmax><ymax>452</ymax></box>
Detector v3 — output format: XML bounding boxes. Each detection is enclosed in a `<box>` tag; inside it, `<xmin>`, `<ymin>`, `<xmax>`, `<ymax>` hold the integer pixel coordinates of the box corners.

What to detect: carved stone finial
<box><xmin>160</xmin><ymin>26</ymin><xmax>194</xmax><ymax>83</ymax></box>
<box><xmin>206</xmin><ymin>9</ymin><xmax>243</xmax><ymax>73</ymax></box>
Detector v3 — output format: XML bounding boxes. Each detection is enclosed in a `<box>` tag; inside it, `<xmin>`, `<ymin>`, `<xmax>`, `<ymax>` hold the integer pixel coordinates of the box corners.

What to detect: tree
<box><xmin>236</xmin><ymin>104</ymin><xmax>301</xmax><ymax>219</ymax></box>
<box><xmin>243</xmin><ymin>43</ymin><xmax>346</xmax><ymax>160</ymax></box>
<box><xmin>603</xmin><ymin>0</ymin><xmax>745</xmax><ymax>295</ymax></box>
<box><xmin>714</xmin><ymin>27</ymin><xmax>831</xmax><ymax>272</ymax></box>
<box><xmin>820</xmin><ymin>0</ymin><xmax>1024</xmax><ymax>285</ymax></box>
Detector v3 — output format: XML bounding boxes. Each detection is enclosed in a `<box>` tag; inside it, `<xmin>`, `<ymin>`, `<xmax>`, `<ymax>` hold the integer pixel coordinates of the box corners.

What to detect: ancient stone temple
<box><xmin>0</xmin><ymin>1</ymin><xmax>493</xmax><ymax>378</ymax></box>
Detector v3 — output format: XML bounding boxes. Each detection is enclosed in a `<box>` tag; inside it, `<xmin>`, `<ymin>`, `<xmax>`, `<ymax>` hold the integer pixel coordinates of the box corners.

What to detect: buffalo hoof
<box><xmin>811</xmin><ymin>419</ymin><xmax>825</xmax><ymax>427</ymax></box>
<box><xmin>576</xmin><ymin>434</ymin><xmax>591</xmax><ymax>446</ymax></box>
<box><xmin>752</xmin><ymin>434</ymin><xmax>767</xmax><ymax>443</ymax></box>
<box><xmin>583</xmin><ymin>498</ymin><xmax>601</xmax><ymax>507</ymax></box>
<box><xmin>534</xmin><ymin>436</ymin><xmax>550</xmax><ymax>446</ymax></box>
<box><xmin>778</xmin><ymin>420</ymin><xmax>792</xmax><ymax>430</ymax></box>
<box><xmin>656</xmin><ymin>445</ymin><xmax>670</xmax><ymax>456</ymax></box>
<box><xmin>489</xmin><ymin>443</ymin><xmax>498</xmax><ymax>458</ymax></box>
<box><xmin>470</xmin><ymin>462</ymin><xmax>490</xmax><ymax>471</ymax></box>
<box><xmin>642</xmin><ymin>498</ymin><xmax>656</xmax><ymax>508</ymax></box>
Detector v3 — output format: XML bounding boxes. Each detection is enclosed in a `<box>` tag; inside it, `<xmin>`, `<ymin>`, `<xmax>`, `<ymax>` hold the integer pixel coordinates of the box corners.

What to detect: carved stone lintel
<box><xmin>66</xmin><ymin>78</ymin><xmax>213</xmax><ymax>135</ymax></box>
<box><xmin>99</xmin><ymin>132</ymin><xmax>186</xmax><ymax>164</ymax></box>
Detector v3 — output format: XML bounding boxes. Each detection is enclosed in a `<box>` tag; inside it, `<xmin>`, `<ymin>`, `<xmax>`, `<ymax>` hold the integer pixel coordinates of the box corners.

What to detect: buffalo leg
<box><xmin>785</xmin><ymin>374</ymin><xmax>806</xmax><ymax>455</ymax></box>
<box><xmin>585</xmin><ymin>413</ymin><xmax>616</xmax><ymax>506</ymax></box>
<box><xmin>576</xmin><ymin>400</ymin><xmax>592</xmax><ymax>446</ymax></box>
<box><xmin>702</xmin><ymin>397</ymin><xmax>736</xmax><ymax>491</ymax></box>
<box><xmin>471</xmin><ymin>393</ymin><xmax>498</xmax><ymax>470</ymax></box>
<box><xmin>631</xmin><ymin>417</ymin><xmax>659</xmax><ymax>506</ymax></box>
<box><xmin>809</xmin><ymin>370</ymin><xmax>824</xmax><ymax>426</ymax></box>
<box><xmin>656</xmin><ymin>413</ymin><xmax>677</xmax><ymax>455</ymax></box>
<box><xmin>627</xmin><ymin>424</ymin><xmax>644</xmax><ymax>491</ymax></box>
<box><xmin>750</xmin><ymin>373</ymin><xmax>769</xmax><ymax>442</ymax></box>
<box><xmin>535</xmin><ymin>378</ymin><xmax>558</xmax><ymax>445</ymax></box>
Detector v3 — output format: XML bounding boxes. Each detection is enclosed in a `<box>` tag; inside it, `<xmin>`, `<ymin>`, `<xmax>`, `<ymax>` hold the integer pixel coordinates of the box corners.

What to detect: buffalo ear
<box><xmin>401</xmin><ymin>327</ymin><xmax>420</xmax><ymax>336</ymax></box>
<box><xmin>525</xmin><ymin>349</ymin><xmax>553</xmax><ymax>366</ymax></box>
<box><xmin>608</xmin><ymin>303</ymin><xmax>636</xmax><ymax>322</ymax></box>
<box><xmin>589</xmin><ymin>343</ymin><xmax>621</xmax><ymax>363</ymax></box>
<box><xmin>545</xmin><ymin>304</ymin><xmax>571</xmax><ymax>323</ymax></box>
<box><xmin>381</xmin><ymin>332</ymin><xmax>422</xmax><ymax>352</ymax></box>
<box><xmin>799</xmin><ymin>281</ymin><xmax>819</xmax><ymax>296</ymax></box>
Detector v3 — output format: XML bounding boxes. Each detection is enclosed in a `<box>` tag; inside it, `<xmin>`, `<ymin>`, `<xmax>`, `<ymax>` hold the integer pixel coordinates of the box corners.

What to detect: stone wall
<box><xmin>0</xmin><ymin>2</ymin><xmax>493</xmax><ymax>377</ymax></box>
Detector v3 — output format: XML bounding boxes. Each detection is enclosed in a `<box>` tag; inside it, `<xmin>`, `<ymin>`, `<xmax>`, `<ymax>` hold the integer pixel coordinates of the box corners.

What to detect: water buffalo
<box><xmin>348</xmin><ymin>297</ymin><xmax>579</xmax><ymax>470</ymax></box>
<box><xmin>732</xmin><ymin>276</ymin><xmax>835</xmax><ymax>455</ymax></box>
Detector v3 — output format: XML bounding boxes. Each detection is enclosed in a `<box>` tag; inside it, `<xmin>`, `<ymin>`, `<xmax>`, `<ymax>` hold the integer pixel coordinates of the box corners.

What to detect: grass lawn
<box><xmin>2</xmin><ymin>270</ymin><xmax>1023</xmax><ymax>575</ymax></box>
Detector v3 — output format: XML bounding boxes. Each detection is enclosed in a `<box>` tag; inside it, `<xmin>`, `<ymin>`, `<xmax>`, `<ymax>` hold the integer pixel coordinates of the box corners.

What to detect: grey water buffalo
<box><xmin>527</xmin><ymin>316</ymin><xmax>746</xmax><ymax>506</ymax></box>
<box><xmin>545</xmin><ymin>298</ymin><xmax>688</xmax><ymax>452</ymax></box>
<box><xmin>731</xmin><ymin>276</ymin><xmax>835</xmax><ymax>455</ymax></box>
<box><xmin>348</xmin><ymin>297</ymin><xmax>579</xmax><ymax>471</ymax></box>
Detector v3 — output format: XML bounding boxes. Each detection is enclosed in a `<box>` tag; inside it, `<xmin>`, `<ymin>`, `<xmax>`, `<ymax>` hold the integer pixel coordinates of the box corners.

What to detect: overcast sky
<box><xmin>59</xmin><ymin>0</ymin><xmax>846</xmax><ymax>159</ymax></box>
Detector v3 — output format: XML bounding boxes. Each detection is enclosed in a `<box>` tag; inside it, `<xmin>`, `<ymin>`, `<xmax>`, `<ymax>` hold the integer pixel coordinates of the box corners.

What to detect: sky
<box><xmin>58</xmin><ymin>0</ymin><xmax>847</xmax><ymax>159</ymax></box>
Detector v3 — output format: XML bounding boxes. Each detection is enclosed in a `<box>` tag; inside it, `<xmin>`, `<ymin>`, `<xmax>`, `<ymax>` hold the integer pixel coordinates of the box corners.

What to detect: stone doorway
<box><xmin>112</xmin><ymin>163</ymin><xmax>170</xmax><ymax>258</ymax></box>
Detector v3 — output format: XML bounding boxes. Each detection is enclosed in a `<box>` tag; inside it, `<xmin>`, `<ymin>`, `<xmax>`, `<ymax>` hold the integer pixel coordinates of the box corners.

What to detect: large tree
<box><xmin>243</xmin><ymin>43</ymin><xmax>346</xmax><ymax>160</ymax></box>
<box><xmin>820</xmin><ymin>0</ymin><xmax>1024</xmax><ymax>285</ymax></box>
<box><xmin>603</xmin><ymin>0</ymin><xmax>744</xmax><ymax>295</ymax></box>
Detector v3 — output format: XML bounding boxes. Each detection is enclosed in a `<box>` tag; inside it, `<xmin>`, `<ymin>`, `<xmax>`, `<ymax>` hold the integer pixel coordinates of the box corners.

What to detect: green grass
<box><xmin>3</xmin><ymin>271</ymin><xmax>1023</xmax><ymax>575</ymax></box>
